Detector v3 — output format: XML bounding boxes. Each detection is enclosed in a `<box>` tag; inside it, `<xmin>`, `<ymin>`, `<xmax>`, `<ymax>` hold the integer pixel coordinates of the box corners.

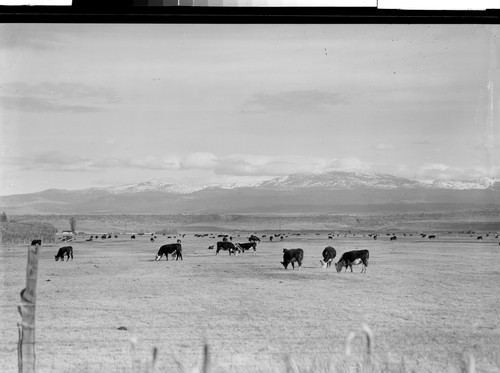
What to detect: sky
<box><xmin>0</xmin><ymin>24</ymin><xmax>499</xmax><ymax>195</ymax></box>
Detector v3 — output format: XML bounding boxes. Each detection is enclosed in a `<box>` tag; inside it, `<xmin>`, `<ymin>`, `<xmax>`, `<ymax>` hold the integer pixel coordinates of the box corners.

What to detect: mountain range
<box><xmin>1</xmin><ymin>171</ymin><xmax>499</xmax><ymax>215</ymax></box>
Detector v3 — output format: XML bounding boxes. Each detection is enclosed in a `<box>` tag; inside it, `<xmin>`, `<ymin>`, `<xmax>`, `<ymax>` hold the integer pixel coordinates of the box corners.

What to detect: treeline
<box><xmin>0</xmin><ymin>221</ymin><xmax>57</xmax><ymax>244</ymax></box>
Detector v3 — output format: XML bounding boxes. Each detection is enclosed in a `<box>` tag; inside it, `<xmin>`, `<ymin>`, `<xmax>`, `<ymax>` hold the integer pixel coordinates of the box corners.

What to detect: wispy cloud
<box><xmin>416</xmin><ymin>163</ymin><xmax>500</xmax><ymax>180</ymax></box>
<box><xmin>243</xmin><ymin>90</ymin><xmax>347</xmax><ymax>114</ymax></box>
<box><xmin>7</xmin><ymin>151</ymin><xmax>497</xmax><ymax>181</ymax></box>
<box><xmin>0</xmin><ymin>82</ymin><xmax>119</xmax><ymax>113</ymax></box>
<box><xmin>214</xmin><ymin>154</ymin><xmax>330</xmax><ymax>176</ymax></box>
<box><xmin>373</xmin><ymin>143</ymin><xmax>396</xmax><ymax>150</ymax></box>
<box><xmin>0</xmin><ymin>25</ymin><xmax>64</xmax><ymax>51</ymax></box>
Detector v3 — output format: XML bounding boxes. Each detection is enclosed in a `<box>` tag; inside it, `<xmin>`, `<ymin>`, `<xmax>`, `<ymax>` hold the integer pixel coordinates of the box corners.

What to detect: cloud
<box><xmin>0</xmin><ymin>25</ymin><xmax>63</xmax><ymax>51</ymax></box>
<box><xmin>0</xmin><ymin>82</ymin><xmax>119</xmax><ymax>113</ymax></box>
<box><xmin>0</xmin><ymin>96</ymin><xmax>105</xmax><ymax>113</ymax></box>
<box><xmin>373</xmin><ymin>143</ymin><xmax>395</xmax><ymax>150</ymax></box>
<box><xmin>416</xmin><ymin>163</ymin><xmax>500</xmax><ymax>180</ymax></box>
<box><xmin>328</xmin><ymin>157</ymin><xmax>372</xmax><ymax>172</ymax></box>
<box><xmin>243</xmin><ymin>90</ymin><xmax>347</xmax><ymax>114</ymax></box>
<box><xmin>4</xmin><ymin>152</ymin><xmax>180</xmax><ymax>173</ymax></box>
<box><xmin>180</xmin><ymin>152</ymin><xmax>217</xmax><ymax>169</ymax></box>
<box><xmin>214</xmin><ymin>154</ymin><xmax>330</xmax><ymax>176</ymax></box>
<box><xmin>118</xmin><ymin>156</ymin><xmax>180</xmax><ymax>170</ymax></box>
<box><xmin>9</xmin><ymin>151</ymin><xmax>97</xmax><ymax>172</ymax></box>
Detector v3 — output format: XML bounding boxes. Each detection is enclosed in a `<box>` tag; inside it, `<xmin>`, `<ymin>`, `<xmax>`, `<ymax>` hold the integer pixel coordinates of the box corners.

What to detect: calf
<box><xmin>155</xmin><ymin>243</ymin><xmax>183</xmax><ymax>261</ymax></box>
<box><xmin>319</xmin><ymin>246</ymin><xmax>336</xmax><ymax>268</ymax></box>
<box><xmin>281</xmin><ymin>248</ymin><xmax>304</xmax><ymax>270</ymax></box>
<box><xmin>55</xmin><ymin>246</ymin><xmax>73</xmax><ymax>261</ymax></box>
<box><xmin>335</xmin><ymin>249</ymin><xmax>369</xmax><ymax>274</ymax></box>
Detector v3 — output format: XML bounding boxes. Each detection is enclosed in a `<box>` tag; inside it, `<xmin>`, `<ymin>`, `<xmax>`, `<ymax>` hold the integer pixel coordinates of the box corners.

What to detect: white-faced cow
<box><xmin>155</xmin><ymin>241</ymin><xmax>183</xmax><ymax>261</ymax></box>
<box><xmin>235</xmin><ymin>242</ymin><xmax>257</xmax><ymax>255</ymax></box>
<box><xmin>335</xmin><ymin>249</ymin><xmax>369</xmax><ymax>274</ymax></box>
<box><xmin>55</xmin><ymin>246</ymin><xmax>73</xmax><ymax>261</ymax></box>
<box><xmin>281</xmin><ymin>248</ymin><xmax>304</xmax><ymax>270</ymax></box>
<box><xmin>216</xmin><ymin>241</ymin><xmax>241</xmax><ymax>255</ymax></box>
<box><xmin>319</xmin><ymin>246</ymin><xmax>336</xmax><ymax>268</ymax></box>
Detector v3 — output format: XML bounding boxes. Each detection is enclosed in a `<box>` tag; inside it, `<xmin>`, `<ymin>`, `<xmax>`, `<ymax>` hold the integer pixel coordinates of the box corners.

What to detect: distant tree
<box><xmin>0</xmin><ymin>211</ymin><xmax>7</xmax><ymax>222</ymax></box>
<box><xmin>69</xmin><ymin>216</ymin><xmax>77</xmax><ymax>234</ymax></box>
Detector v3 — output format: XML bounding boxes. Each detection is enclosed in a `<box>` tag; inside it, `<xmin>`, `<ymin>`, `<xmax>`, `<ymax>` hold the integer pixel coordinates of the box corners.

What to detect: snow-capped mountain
<box><xmin>1</xmin><ymin>171</ymin><xmax>498</xmax><ymax>214</ymax></box>
<box><xmin>98</xmin><ymin>180</ymin><xmax>208</xmax><ymax>194</ymax></box>
<box><xmin>257</xmin><ymin>171</ymin><xmax>425</xmax><ymax>190</ymax></box>
<box><xmin>426</xmin><ymin>178</ymin><xmax>497</xmax><ymax>190</ymax></box>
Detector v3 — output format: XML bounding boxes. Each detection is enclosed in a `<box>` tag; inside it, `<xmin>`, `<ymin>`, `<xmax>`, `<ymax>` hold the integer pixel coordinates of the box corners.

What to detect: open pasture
<box><xmin>1</xmin><ymin>232</ymin><xmax>500</xmax><ymax>372</ymax></box>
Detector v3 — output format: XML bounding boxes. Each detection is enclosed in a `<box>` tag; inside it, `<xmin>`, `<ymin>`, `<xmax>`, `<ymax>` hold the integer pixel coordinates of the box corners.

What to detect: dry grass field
<box><xmin>1</xmin><ymin>232</ymin><xmax>500</xmax><ymax>373</ymax></box>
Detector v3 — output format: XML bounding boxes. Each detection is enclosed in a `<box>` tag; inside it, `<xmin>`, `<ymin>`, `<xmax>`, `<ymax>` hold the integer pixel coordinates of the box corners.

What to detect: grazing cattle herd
<box><xmin>51</xmin><ymin>230</ymin><xmax>499</xmax><ymax>273</ymax></box>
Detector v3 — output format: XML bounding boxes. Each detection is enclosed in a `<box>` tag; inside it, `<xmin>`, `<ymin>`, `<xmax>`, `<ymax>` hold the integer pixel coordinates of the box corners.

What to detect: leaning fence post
<box><xmin>17</xmin><ymin>239</ymin><xmax>41</xmax><ymax>373</ymax></box>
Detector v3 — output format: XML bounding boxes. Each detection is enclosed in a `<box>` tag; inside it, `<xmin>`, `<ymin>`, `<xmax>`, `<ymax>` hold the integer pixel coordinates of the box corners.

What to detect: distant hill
<box><xmin>1</xmin><ymin>171</ymin><xmax>498</xmax><ymax>215</ymax></box>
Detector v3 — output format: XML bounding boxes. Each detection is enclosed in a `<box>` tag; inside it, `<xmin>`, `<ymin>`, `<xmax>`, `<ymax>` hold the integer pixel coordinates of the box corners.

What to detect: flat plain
<box><xmin>1</xmin><ymin>232</ymin><xmax>500</xmax><ymax>372</ymax></box>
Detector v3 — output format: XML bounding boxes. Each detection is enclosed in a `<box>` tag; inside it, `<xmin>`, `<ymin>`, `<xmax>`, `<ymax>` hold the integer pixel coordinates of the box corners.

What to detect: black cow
<box><xmin>248</xmin><ymin>235</ymin><xmax>261</xmax><ymax>242</ymax></box>
<box><xmin>55</xmin><ymin>246</ymin><xmax>73</xmax><ymax>261</ymax></box>
<box><xmin>477</xmin><ymin>236</ymin><xmax>483</xmax><ymax>240</ymax></box>
<box><xmin>150</xmin><ymin>237</ymin><xmax>155</xmax><ymax>242</ymax></box>
<box><xmin>428</xmin><ymin>235</ymin><xmax>436</xmax><ymax>239</ymax></box>
<box><xmin>281</xmin><ymin>248</ymin><xmax>304</xmax><ymax>270</ymax></box>
<box><xmin>319</xmin><ymin>246</ymin><xmax>336</xmax><ymax>268</ymax></box>
<box><xmin>155</xmin><ymin>242</ymin><xmax>183</xmax><ymax>261</ymax></box>
<box><xmin>390</xmin><ymin>235</ymin><xmax>397</xmax><ymax>241</ymax></box>
<box><xmin>235</xmin><ymin>242</ymin><xmax>257</xmax><ymax>254</ymax></box>
<box><xmin>216</xmin><ymin>241</ymin><xmax>241</xmax><ymax>255</ymax></box>
<box><xmin>335</xmin><ymin>250</ymin><xmax>369</xmax><ymax>274</ymax></box>
<box><xmin>131</xmin><ymin>235</ymin><xmax>136</xmax><ymax>239</ymax></box>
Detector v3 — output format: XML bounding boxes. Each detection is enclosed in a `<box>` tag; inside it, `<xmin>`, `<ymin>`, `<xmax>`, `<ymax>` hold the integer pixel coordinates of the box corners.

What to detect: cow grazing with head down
<box><xmin>319</xmin><ymin>246</ymin><xmax>336</xmax><ymax>268</ymax></box>
<box><xmin>155</xmin><ymin>240</ymin><xmax>182</xmax><ymax>261</ymax></box>
<box><xmin>235</xmin><ymin>242</ymin><xmax>257</xmax><ymax>255</ymax></box>
<box><xmin>216</xmin><ymin>241</ymin><xmax>241</xmax><ymax>255</ymax></box>
<box><xmin>248</xmin><ymin>235</ymin><xmax>261</xmax><ymax>243</ymax></box>
<box><xmin>55</xmin><ymin>246</ymin><xmax>73</xmax><ymax>261</ymax></box>
<box><xmin>281</xmin><ymin>248</ymin><xmax>304</xmax><ymax>270</ymax></box>
<box><xmin>335</xmin><ymin>249</ymin><xmax>369</xmax><ymax>274</ymax></box>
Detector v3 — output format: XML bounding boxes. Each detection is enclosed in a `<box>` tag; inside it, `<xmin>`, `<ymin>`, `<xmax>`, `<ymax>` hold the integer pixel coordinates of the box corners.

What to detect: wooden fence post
<box><xmin>17</xmin><ymin>239</ymin><xmax>41</xmax><ymax>373</ymax></box>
